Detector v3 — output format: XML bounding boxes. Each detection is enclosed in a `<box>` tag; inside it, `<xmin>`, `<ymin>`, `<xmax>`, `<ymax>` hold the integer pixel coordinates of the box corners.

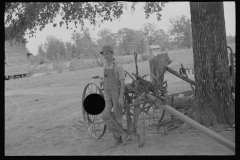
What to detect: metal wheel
<box><xmin>123</xmin><ymin>92</ymin><xmax>135</xmax><ymax>127</ymax></box>
<box><xmin>82</xmin><ymin>83</ymin><xmax>106</xmax><ymax>139</ymax></box>
<box><xmin>140</xmin><ymin>102</ymin><xmax>165</xmax><ymax>125</ymax></box>
<box><xmin>141</xmin><ymin>74</ymin><xmax>166</xmax><ymax>125</ymax></box>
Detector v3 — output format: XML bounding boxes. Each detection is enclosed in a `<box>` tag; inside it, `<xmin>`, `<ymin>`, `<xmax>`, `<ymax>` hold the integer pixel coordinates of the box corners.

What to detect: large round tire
<box><xmin>82</xmin><ymin>83</ymin><xmax>107</xmax><ymax>139</ymax></box>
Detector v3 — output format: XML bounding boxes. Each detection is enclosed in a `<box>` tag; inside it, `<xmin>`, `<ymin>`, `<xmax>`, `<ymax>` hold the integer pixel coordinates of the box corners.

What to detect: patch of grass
<box><xmin>68</xmin><ymin>58</ymin><xmax>103</xmax><ymax>71</ymax></box>
<box><xmin>53</xmin><ymin>61</ymin><xmax>65</xmax><ymax>73</ymax></box>
<box><xmin>116</xmin><ymin>56</ymin><xmax>133</xmax><ymax>65</ymax></box>
<box><xmin>69</xmin><ymin>58</ymin><xmax>81</xmax><ymax>71</ymax></box>
<box><xmin>52</xmin><ymin>55</ymin><xmax>66</xmax><ymax>73</ymax></box>
<box><xmin>115</xmin><ymin>54</ymin><xmax>146</xmax><ymax>65</ymax></box>
<box><xmin>35</xmin><ymin>65</ymin><xmax>50</xmax><ymax>74</ymax></box>
<box><xmin>29</xmin><ymin>64</ymin><xmax>38</xmax><ymax>76</ymax></box>
<box><xmin>32</xmin><ymin>44</ymin><xmax>235</xmax><ymax>75</ymax></box>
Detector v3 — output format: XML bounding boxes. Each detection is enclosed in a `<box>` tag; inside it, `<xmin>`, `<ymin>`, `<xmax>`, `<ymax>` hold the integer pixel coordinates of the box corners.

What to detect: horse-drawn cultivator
<box><xmin>82</xmin><ymin>46</ymin><xmax>235</xmax><ymax>151</ymax></box>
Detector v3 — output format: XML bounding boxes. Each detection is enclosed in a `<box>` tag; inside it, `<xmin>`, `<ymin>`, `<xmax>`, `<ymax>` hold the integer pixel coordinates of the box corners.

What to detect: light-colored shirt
<box><xmin>103</xmin><ymin>58</ymin><xmax>125</xmax><ymax>81</ymax></box>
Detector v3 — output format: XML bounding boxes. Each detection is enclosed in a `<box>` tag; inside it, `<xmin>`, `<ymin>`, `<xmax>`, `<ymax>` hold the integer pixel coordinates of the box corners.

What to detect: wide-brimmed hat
<box><xmin>100</xmin><ymin>45</ymin><xmax>114</xmax><ymax>54</ymax></box>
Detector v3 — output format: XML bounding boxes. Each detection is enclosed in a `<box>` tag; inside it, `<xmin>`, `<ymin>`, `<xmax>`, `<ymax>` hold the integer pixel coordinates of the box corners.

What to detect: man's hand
<box><xmin>99</xmin><ymin>78</ymin><xmax>104</xmax><ymax>87</ymax></box>
<box><xmin>117</xmin><ymin>96</ymin><xmax>124</xmax><ymax>108</ymax></box>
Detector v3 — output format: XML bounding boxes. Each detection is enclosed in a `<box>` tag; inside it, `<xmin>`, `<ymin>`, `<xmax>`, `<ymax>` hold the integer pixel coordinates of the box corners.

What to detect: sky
<box><xmin>25</xmin><ymin>2</ymin><xmax>236</xmax><ymax>56</ymax></box>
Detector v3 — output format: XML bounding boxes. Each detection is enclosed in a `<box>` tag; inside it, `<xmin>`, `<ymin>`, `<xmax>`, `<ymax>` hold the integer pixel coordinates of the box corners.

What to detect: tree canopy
<box><xmin>169</xmin><ymin>15</ymin><xmax>192</xmax><ymax>49</ymax></box>
<box><xmin>5</xmin><ymin>2</ymin><xmax>166</xmax><ymax>43</ymax></box>
<box><xmin>33</xmin><ymin>18</ymin><xmax>193</xmax><ymax>64</ymax></box>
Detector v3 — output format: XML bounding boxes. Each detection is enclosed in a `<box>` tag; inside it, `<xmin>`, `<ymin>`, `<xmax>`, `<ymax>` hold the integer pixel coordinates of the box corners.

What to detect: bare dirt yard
<box><xmin>5</xmin><ymin>58</ymin><xmax>235</xmax><ymax>155</ymax></box>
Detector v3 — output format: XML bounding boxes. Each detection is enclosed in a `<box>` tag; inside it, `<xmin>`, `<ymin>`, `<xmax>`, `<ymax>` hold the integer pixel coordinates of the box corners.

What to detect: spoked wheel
<box><xmin>141</xmin><ymin>74</ymin><xmax>166</xmax><ymax>125</ymax></box>
<box><xmin>122</xmin><ymin>92</ymin><xmax>136</xmax><ymax>128</ymax></box>
<box><xmin>140</xmin><ymin>102</ymin><xmax>165</xmax><ymax>125</ymax></box>
<box><xmin>82</xmin><ymin>83</ymin><xmax>107</xmax><ymax>139</ymax></box>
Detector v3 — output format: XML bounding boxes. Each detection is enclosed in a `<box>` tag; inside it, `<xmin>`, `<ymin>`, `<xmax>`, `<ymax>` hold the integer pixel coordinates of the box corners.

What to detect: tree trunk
<box><xmin>189</xmin><ymin>2</ymin><xmax>235</xmax><ymax>127</ymax></box>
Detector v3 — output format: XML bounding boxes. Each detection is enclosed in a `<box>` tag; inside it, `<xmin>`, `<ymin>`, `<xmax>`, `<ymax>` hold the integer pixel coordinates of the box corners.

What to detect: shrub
<box><xmin>45</xmin><ymin>65</ymin><xmax>53</xmax><ymax>75</ymax></box>
<box><xmin>52</xmin><ymin>55</ymin><xmax>66</xmax><ymax>73</ymax></box>
<box><xmin>53</xmin><ymin>61</ymin><xmax>65</xmax><ymax>73</ymax></box>
<box><xmin>29</xmin><ymin>64</ymin><xmax>38</xmax><ymax>76</ymax></box>
<box><xmin>69</xmin><ymin>58</ymin><xmax>81</xmax><ymax>71</ymax></box>
<box><xmin>44</xmin><ymin>58</ymin><xmax>52</xmax><ymax>64</ymax></box>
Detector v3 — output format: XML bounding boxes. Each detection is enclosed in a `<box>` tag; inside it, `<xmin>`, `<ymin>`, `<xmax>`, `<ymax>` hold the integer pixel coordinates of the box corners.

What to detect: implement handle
<box><xmin>166</xmin><ymin>66</ymin><xmax>195</xmax><ymax>86</ymax></box>
<box><xmin>155</xmin><ymin>98</ymin><xmax>235</xmax><ymax>152</ymax></box>
<box><xmin>134</xmin><ymin>52</ymin><xmax>138</xmax><ymax>76</ymax></box>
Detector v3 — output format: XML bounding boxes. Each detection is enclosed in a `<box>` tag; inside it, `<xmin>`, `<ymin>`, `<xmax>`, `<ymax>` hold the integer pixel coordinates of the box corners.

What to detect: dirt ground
<box><xmin>5</xmin><ymin>61</ymin><xmax>235</xmax><ymax>155</ymax></box>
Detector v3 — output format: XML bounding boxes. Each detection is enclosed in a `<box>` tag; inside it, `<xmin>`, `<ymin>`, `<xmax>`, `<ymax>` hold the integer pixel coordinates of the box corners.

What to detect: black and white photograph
<box><xmin>5</xmin><ymin>2</ymin><xmax>235</xmax><ymax>155</ymax></box>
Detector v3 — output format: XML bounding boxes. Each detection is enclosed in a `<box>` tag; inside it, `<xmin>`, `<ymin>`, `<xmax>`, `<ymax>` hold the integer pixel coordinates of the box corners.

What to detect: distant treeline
<box><xmin>28</xmin><ymin>15</ymin><xmax>235</xmax><ymax>65</ymax></box>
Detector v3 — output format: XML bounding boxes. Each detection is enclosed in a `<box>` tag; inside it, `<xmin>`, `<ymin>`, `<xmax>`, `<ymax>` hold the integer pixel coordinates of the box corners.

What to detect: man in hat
<box><xmin>99</xmin><ymin>45</ymin><xmax>128</xmax><ymax>148</ymax></box>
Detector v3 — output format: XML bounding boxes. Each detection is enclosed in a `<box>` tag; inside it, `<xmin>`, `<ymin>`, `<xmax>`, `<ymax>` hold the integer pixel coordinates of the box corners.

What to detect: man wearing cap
<box><xmin>99</xmin><ymin>45</ymin><xmax>128</xmax><ymax>148</ymax></box>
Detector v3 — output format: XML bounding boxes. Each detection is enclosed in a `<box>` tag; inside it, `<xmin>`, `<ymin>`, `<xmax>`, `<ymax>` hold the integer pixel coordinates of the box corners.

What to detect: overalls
<box><xmin>101</xmin><ymin>63</ymin><xmax>126</xmax><ymax>139</ymax></box>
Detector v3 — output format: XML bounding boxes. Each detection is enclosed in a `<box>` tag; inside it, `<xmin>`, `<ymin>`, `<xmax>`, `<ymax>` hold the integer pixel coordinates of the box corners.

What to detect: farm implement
<box><xmin>82</xmin><ymin>47</ymin><xmax>235</xmax><ymax>152</ymax></box>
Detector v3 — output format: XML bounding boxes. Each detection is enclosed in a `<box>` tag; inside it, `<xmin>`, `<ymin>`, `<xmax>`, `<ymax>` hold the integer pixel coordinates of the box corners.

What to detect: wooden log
<box><xmin>134</xmin><ymin>52</ymin><xmax>139</xmax><ymax>76</ymax></box>
<box><xmin>166</xmin><ymin>66</ymin><xmax>195</xmax><ymax>86</ymax></box>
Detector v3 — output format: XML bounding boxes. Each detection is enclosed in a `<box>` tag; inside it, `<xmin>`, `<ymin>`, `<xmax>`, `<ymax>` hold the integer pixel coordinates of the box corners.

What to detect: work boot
<box><xmin>118</xmin><ymin>136</ymin><xmax>123</xmax><ymax>143</ymax></box>
<box><xmin>113</xmin><ymin>134</ymin><xmax>122</xmax><ymax>143</ymax></box>
<box><xmin>120</xmin><ymin>132</ymin><xmax>128</xmax><ymax>146</ymax></box>
<box><xmin>108</xmin><ymin>139</ymin><xmax>120</xmax><ymax>148</ymax></box>
<box><xmin>108</xmin><ymin>135</ymin><xmax>121</xmax><ymax>148</ymax></box>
